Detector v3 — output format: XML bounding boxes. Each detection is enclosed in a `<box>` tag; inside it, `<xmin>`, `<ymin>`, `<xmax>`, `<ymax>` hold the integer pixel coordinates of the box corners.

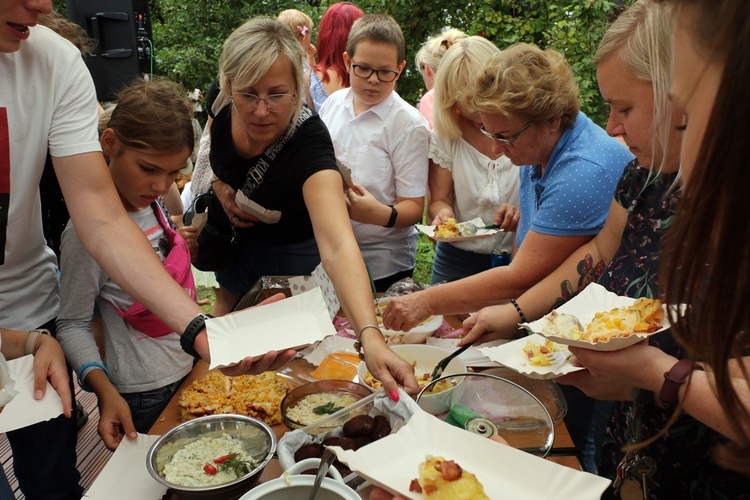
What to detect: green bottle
<box><xmin>449</xmin><ymin>402</ymin><xmax>480</xmax><ymax>428</ymax></box>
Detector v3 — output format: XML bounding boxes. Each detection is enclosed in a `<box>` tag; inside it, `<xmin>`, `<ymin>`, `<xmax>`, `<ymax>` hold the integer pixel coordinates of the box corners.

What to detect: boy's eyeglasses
<box><xmin>231</xmin><ymin>93</ymin><xmax>296</xmax><ymax>112</ymax></box>
<box><xmin>480</xmin><ymin>121</ymin><xmax>533</xmax><ymax>147</ymax></box>
<box><xmin>351</xmin><ymin>64</ymin><xmax>399</xmax><ymax>82</ymax></box>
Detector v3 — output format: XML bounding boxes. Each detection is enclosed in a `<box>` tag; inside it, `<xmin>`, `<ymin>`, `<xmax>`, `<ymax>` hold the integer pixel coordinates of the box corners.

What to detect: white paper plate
<box><xmin>330</xmin><ymin>410</ymin><xmax>611</xmax><ymax>499</ymax></box>
<box><xmin>206</xmin><ymin>287</ymin><xmax>336</xmax><ymax>369</ymax></box>
<box><xmin>478</xmin><ymin>334</ymin><xmax>584</xmax><ymax>380</ymax></box>
<box><xmin>522</xmin><ymin>284</ymin><xmax>671</xmax><ymax>351</ymax></box>
<box><xmin>416</xmin><ymin>217</ymin><xmax>502</xmax><ymax>242</ymax></box>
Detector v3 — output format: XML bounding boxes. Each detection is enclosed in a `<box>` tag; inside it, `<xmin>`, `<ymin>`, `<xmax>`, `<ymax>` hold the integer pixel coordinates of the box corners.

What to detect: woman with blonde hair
<box><xmin>202</xmin><ymin>17</ymin><xmax>418</xmax><ymax>397</ymax></box>
<box><xmin>427</xmin><ymin>36</ymin><xmax>519</xmax><ymax>283</ymax></box>
<box><xmin>383</xmin><ymin>43</ymin><xmax>630</xmax><ymax>332</ymax></box>
<box><xmin>414</xmin><ymin>28</ymin><xmax>466</xmax><ymax>127</ymax></box>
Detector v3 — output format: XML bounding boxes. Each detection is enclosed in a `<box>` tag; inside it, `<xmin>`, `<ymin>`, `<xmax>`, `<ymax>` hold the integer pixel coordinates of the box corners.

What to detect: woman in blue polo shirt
<box><xmin>381</xmin><ymin>42</ymin><xmax>631</xmax><ymax>332</ymax></box>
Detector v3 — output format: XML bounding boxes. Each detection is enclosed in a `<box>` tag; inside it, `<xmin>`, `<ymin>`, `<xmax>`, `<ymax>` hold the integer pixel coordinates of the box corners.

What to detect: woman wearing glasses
<box><xmin>382</xmin><ymin>43</ymin><xmax>631</xmax><ymax>331</ymax></box>
<box><xmin>426</xmin><ymin>36</ymin><xmax>520</xmax><ymax>284</ymax></box>
<box><xmin>206</xmin><ymin>17</ymin><xmax>419</xmax><ymax>398</ymax></box>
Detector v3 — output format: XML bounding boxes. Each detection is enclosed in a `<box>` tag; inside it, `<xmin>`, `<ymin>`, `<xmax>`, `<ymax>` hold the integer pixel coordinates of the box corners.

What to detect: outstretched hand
<box><xmin>363</xmin><ymin>339</ymin><xmax>419</xmax><ymax>399</ymax></box>
<box><xmin>381</xmin><ymin>292</ymin><xmax>432</xmax><ymax>333</ymax></box>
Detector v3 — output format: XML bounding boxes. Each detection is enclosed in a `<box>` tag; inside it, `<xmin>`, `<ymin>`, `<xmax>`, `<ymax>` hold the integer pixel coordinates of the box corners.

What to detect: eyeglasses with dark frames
<box><xmin>351</xmin><ymin>64</ymin><xmax>400</xmax><ymax>82</ymax></box>
<box><xmin>230</xmin><ymin>92</ymin><xmax>296</xmax><ymax>113</ymax></box>
<box><xmin>480</xmin><ymin>121</ymin><xmax>533</xmax><ymax>147</ymax></box>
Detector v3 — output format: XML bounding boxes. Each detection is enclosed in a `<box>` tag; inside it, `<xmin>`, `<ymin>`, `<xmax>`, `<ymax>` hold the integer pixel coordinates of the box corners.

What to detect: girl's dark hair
<box><xmin>107</xmin><ymin>77</ymin><xmax>194</xmax><ymax>154</ymax></box>
<box><xmin>661</xmin><ymin>0</ymin><xmax>750</xmax><ymax>475</ymax></box>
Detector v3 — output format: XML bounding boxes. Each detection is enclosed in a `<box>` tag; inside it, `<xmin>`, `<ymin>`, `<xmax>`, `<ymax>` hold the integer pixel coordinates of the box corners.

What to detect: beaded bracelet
<box><xmin>354</xmin><ymin>324</ymin><xmax>385</xmax><ymax>360</ymax></box>
<box><xmin>509</xmin><ymin>299</ymin><xmax>528</xmax><ymax>323</ymax></box>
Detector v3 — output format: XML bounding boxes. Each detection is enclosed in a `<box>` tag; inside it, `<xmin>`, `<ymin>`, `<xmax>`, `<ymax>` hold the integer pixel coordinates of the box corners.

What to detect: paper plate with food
<box><xmin>416</xmin><ymin>217</ymin><xmax>501</xmax><ymax>242</ymax></box>
<box><xmin>523</xmin><ymin>284</ymin><xmax>670</xmax><ymax>351</ymax></box>
<box><xmin>328</xmin><ymin>410</ymin><xmax>611</xmax><ymax>499</ymax></box>
<box><xmin>477</xmin><ymin>334</ymin><xmax>585</xmax><ymax>380</ymax></box>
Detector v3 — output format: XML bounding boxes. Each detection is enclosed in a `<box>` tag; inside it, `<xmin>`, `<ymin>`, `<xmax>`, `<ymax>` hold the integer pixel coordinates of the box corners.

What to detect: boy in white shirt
<box><xmin>319</xmin><ymin>14</ymin><xmax>430</xmax><ymax>292</ymax></box>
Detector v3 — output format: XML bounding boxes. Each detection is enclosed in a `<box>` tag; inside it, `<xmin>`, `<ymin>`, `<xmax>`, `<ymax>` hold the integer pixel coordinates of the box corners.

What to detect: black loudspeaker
<box><xmin>66</xmin><ymin>0</ymin><xmax>154</xmax><ymax>101</ymax></box>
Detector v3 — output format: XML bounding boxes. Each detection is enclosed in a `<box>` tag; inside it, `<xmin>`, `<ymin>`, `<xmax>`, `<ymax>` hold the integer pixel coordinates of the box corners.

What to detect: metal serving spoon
<box><xmin>307</xmin><ymin>447</ymin><xmax>336</xmax><ymax>500</ymax></box>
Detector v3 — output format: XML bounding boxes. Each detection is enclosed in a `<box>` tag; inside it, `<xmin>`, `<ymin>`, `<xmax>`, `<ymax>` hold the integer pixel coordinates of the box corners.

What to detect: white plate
<box><xmin>330</xmin><ymin>410</ymin><xmax>611</xmax><ymax>499</ymax></box>
<box><xmin>416</xmin><ymin>217</ymin><xmax>502</xmax><ymax>242</ymax></box>
<box><xmin>477</xmin><ymin>334</ymin><xmax>584</xmax><ymax>380</ymax></box>
<box><xmin>522</xmin><ymin>283</ymin><xmax>671</xmax><ymax>351</ymax></box>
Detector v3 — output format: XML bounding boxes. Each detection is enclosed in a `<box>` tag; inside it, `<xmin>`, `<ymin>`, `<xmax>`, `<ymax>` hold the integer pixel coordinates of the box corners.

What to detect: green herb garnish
<box><xmin>217</xmin><ymin>452</ymin><xmax>258</xmax><ymax>478</ymax></box>
<box><xmin>313</xmin><ymin>401</ymin><xmax>344</xmax><ymax>415</ymax></box>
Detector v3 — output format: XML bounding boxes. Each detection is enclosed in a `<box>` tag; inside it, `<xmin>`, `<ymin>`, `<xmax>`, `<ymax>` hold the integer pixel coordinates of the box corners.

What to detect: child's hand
<box><xmin>344</xmin><ymin>183</ymin><xmax>386</xmax><ymax>225</ymax></box>
<box><xmin>32</xmin><ymin>335</ymin><xmax>72</xmax><ymax>417</ymax></box>
<box><xmin>178</xmin><ymin>225</ymin><xmax>198</xmax><ymax>260</ymax></box>
<box><xmin>96</xmin><ymin>390</ymin><xmax>137</xmax><ymax>450</ymax></box>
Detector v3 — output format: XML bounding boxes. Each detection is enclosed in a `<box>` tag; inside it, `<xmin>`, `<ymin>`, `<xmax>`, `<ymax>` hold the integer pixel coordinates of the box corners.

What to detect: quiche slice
<box><xmin>411</xmin><ymin>456</ymin><xmax>489</xmax><ymax>500</ymax></box>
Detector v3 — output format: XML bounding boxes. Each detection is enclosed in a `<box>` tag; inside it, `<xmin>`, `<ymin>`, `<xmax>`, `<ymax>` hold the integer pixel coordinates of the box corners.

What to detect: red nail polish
<box><xmin>389</xmin><ymin>389</ymin><xmax>399</xmax><ymax>402</ymax></box>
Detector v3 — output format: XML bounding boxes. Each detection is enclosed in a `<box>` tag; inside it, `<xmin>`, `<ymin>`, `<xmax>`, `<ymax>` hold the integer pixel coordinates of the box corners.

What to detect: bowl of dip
<box><xmin>281</xmin><ymin>380</ymin><xmax>373</xmax><ymax>433</ymax></box>
<box><xmin>146</xmin><ymin>414</ymin><xmax>276</xmax><ymax>499</ymax></box>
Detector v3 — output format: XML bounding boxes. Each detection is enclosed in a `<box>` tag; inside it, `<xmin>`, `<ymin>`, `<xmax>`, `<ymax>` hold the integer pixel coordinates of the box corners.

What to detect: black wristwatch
<box><xmin>384</xmin><ymin>204</ymin><xmax>398</xmax><ymax>228</ymax></box>
<box><xmin>180</xmin><ymin>313</ymin><xmax>212</xmax><ymax>359</ymax></box>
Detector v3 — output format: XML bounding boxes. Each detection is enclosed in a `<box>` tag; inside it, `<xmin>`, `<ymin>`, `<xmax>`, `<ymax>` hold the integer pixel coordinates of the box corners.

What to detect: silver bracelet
<box><xmin>354</xmin><ymin>324</ymin><xmax>385</xmax><ymax>360</ymax></box>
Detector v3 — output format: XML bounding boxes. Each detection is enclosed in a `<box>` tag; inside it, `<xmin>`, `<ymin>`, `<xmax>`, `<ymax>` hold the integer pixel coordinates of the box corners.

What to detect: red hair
<box><xmin>313</xmin><ymin>2</ymin><xmax>364</xmax><ymax>85</ymax></box>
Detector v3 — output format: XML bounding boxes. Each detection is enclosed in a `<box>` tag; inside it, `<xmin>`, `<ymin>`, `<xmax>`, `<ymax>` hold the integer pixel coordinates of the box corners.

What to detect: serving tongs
<box><xmin>456</xmin><ymin>221</ymin><xmax>501</xmax><ymax>237</ymax></box>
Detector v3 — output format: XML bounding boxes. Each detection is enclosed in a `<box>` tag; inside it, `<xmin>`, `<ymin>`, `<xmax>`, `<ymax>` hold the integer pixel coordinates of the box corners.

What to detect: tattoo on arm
<box><xmin>549</xmin><ymin>254</ymin><xmax>605</xmax><ymax>311</ymax></box>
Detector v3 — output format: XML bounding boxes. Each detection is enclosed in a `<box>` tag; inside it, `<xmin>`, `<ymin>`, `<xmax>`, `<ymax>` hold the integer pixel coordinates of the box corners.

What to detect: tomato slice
<box><xmin>213</xmin><ymin>454</ymin><xmax>236</xmax><ymax>464</ymax></box>
<box><xmin>203</xmin><ymin>463</ymin><xmax>218</xmax><ymax>475</ymax></box>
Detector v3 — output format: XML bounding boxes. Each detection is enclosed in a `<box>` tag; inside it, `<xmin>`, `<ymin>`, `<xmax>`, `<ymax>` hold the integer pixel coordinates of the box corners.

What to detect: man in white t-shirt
<box><xmin>1</xmin><ymin>2</ymin><xmax>294</xmax><ymax>497</ymax></box>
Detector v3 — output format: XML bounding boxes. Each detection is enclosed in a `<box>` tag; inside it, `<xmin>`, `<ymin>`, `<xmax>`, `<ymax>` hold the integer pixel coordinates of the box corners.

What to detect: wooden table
<box><xmin>148</xmin><ymin>358</ymin><xmax>582</xmax><ymax>473</ymax></box>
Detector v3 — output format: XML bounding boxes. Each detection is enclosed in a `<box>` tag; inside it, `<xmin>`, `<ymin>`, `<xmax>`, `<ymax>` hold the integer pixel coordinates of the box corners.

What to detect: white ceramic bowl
<box><xmin>357</xmin><ymin>344</ymin><xmax>466</xmax><ymax>414</ymax></box>
<box><xmin>375</xmin><ymin>296</ymin><xmax>443</xmax><ymax>344</ymax></box>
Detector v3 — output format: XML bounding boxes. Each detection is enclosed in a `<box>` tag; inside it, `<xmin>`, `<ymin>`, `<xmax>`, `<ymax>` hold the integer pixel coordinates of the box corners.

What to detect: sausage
<box><xmin>370</xmin><ymin>415</ymin><xmax>391</xmax><ymax>440</ymax></box>
<box><xmin>294</xmin><ymin>443</ymin><xmax>323</xmax><ymax>462</ymax></box>
<box><xmin>322</xmin><ymin>437</ymin><xmax>357</xmax><ymax>450</ymax></box>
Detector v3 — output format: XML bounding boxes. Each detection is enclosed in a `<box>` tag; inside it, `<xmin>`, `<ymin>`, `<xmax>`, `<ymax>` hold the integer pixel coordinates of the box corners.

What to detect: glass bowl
<box><xmin>416</xmin><ymin>372</ymin><xmax>555</xmax><ymax>457</ymax></box>
<box><xmin>281</xmin><ymin>380</ymin><xmax>373</xmax><ymax>432</ymax></box>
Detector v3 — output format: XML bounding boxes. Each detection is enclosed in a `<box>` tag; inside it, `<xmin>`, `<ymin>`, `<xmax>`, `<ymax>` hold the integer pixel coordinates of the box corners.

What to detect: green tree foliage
<box><xmin>54</xmin><ymin>0</ymin><xmax>630</xmax><ymax>126</ymax></box>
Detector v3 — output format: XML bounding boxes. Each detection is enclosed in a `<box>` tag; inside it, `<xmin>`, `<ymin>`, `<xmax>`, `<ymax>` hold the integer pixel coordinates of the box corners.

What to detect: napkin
<box><xmin>0</xmin><ymin>352</ymin><xmax>19</xmax><ymax>409</ymax></box>
<box><xmin>0</xmin><ymin>355</ymin><xmax>63</xmax><ymax>432</ymax></box>
<box><xmin>83</xmin><ymin>434</ymin><xmax>166</xmax><ymax>499</ymax></box>
<box><xmin>206</xmin><ymin>287</ymin><xmax>337</xmax><ymax>369</ymax></box>
<box><xmin>287</xmin><ymin>264</ymin><xmax>341</xmax><ymax>320</ymax></box>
